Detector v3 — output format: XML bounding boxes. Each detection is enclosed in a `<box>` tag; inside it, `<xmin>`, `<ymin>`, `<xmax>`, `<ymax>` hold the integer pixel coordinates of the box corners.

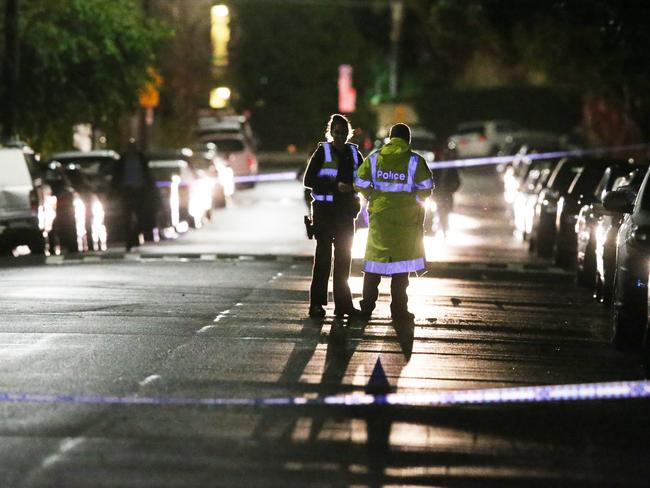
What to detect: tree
<box><xmin>147</xmin><ymin>0</ymin><xmax>214</xmax><ymax>149</ymax></box>
<box><xmin>227</xmin><ymin>2</ymin><xmax>380</xmax><ymax>150</ymax></box>
<box><xmin>0</xmin><ymin>0</ymin><xmax>168</xmax><ymax>152</ymax></box>
<box><xmin>413</xmin><ymin>0</ymin><xmax>650</xmax><ymax>146</ymax></box>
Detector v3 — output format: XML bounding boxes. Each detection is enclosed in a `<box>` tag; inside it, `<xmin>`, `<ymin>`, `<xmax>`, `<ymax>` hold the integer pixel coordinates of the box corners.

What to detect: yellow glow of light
<box><xmin>210</xmin><ymin>87</ymin><xmax>231</xmax><ymax>109</ymax></box>
<box><xmin>211</xmin><ymin>4</ymin><xmax>229</xmax><ymax>17</ymax></box>
<box><xmin>215</xmin><ymin>86</ymin><xmax>231</xmax><ymax>99</ymax></box>
<box><xmin>211</xmin><ymin>5</ymin><xmax>230</xmax><ymax>68</ymax></box>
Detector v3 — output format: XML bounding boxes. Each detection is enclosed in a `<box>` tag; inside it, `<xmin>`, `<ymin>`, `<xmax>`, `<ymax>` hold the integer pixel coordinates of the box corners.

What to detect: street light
<box><xmin>211</xmin><ymin>4</ymin><xmax>230</xmax><ymax>69</ymax></box>
<box><xmin>209</xmin><ymin>86</ymin><xmax>231</xmax><ymax>109</ymax></box>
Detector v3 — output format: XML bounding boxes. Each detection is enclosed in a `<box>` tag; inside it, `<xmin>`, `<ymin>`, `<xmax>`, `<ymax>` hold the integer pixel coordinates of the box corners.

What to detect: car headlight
<box><xmin>92</xmin><ymin>199</ymin><xmax>105</xmax><ymax>224</ymax></box>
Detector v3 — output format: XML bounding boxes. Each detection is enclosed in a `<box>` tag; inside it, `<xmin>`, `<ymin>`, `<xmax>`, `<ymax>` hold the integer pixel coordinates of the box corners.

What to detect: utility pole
<box><xmin>388</xmin><ymin>0</ymin><xmax>403</xmax><ymax>98</ymax></box>
<box><xmin>2</xmin><ymin>0</ymin><xmax>19</xmax><ymax>141</ymax></box>
<box><xmin>138</xmin><ymin>0</ymin><xmax>151</xmax><ymax>152</ymax></box>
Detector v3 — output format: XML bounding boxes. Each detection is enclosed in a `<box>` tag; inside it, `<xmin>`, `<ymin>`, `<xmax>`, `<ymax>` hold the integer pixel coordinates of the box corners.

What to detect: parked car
<box><xmin>447</xmin><ymin>120</ymin><xmax>521</xmax><ymax>158</ymax></box>
<box><xmin>199</xmin><ymin>133</ymin><xmax>258</xmax><ymax>188</ymax></box>
<box><xmin>529</xmin><ymin>157</ymin><xmax>585</xmax><ymax>257</ymax></box>
<box><xmin>553</xmin><ymin>158</ymin><xmax>612</xmax><ymax>267</ymax></box>
<box><xmin>48</xmin><ymin>150</ymin><xmax>122</xmax><ymax>244</ymax></box>
<box><xmin>590</xmin><ymin>165</ymin><xmax>648</xmax><ymax>303</ymax></box>
<box><xmin>575</xmin><ymin>162</ymin><xmax>645</xmax><ymax>287</ymax></box>
<box><xmin>511</xmin><ymin>156</ymin><xmax>561</xmax><ymax>240</ymax></box>
<box><xmin>40</xmin><ymin>161</ymin><xmax>102</xmax><ymax>253</ymax></box>
<box><xmin>186</xmin><ymin>143</ymin><xmax>234</xmax><ymax>208</ymax></box>
<box><xmin>503</xmin><ymin>145</ymin><xmax>564</xmax><ymax>206</ymax></box>
<box><xmin>195</xmin><ymin>113</ymin><xmax>258</xmax><ymax>150</ymax></box>
<box><xmin>0</xmin><ymin>145</ymin><xmax>55</xmax><ymax>255</ymax></box>
<box><xmin>603</xmin><ymin>168</ymin><xmax>650</xmax><ymax>349</ymax></box>
<box><xmin>147</xmin><ymin>156</ymin><xmax>211</xmax><ymax>232</ymax></box>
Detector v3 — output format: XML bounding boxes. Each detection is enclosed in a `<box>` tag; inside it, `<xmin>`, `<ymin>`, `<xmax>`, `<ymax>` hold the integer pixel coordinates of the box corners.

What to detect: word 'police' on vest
<box><xmin>377</xmin><ymin>169</ymin><xmax>406</xmax><ymax>181</ymax></box>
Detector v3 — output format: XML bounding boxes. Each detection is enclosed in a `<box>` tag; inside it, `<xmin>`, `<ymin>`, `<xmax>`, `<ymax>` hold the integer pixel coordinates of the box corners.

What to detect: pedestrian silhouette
<box><xmin>112</xmin><ymin>138</ymin><xmax>160</xmax><ymax>251</ymax></box>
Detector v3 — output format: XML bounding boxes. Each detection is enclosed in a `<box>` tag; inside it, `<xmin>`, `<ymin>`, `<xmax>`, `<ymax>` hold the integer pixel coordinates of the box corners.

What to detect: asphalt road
<box><xmin>1</xmin><ymin>167</ymin><xmax>649</xmax><ymax>486</ymax></box>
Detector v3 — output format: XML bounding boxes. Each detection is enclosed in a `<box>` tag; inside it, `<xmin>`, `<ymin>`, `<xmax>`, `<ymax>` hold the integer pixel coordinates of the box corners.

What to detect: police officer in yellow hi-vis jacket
<box><xmin>304</xmin><ymin>114</ymin><xmax>363</xmax><ymax>319</ymax></box>
<box><xmin>354</xmin><ymin>123</ymin><xmax>434</xmax><ymax>320</ymax></box>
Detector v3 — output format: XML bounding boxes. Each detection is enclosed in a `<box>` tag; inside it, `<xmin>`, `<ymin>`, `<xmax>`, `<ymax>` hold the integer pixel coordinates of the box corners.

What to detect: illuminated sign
<box><xmin>338</xmin><ymin>64</ymin><xmax>356</xmax><ymax>113</ymax></box>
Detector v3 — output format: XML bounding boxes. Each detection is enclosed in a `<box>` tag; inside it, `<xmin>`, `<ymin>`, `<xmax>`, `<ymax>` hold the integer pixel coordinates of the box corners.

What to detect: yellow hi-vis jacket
<box><xmin>354</xmin><ymin>137</ymin><xmax>434</xmax><ymax>275</ymax></box>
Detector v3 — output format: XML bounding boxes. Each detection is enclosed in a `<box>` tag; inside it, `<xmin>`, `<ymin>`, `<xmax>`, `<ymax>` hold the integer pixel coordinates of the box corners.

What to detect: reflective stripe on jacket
<box><xmin>311</xmin><ymin>142</ymin><xmax>360</xmax><ymax>203</ymax></box>
<box><xmin>353</xmin><ymin>137</ymin><xmax>434</xmax><ymax>275</ymax></box>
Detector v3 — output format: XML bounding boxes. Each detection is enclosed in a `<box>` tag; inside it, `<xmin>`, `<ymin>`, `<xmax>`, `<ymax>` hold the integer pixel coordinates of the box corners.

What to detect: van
<box><xmin>0</xmin><ymin>147</ymin><xmax>53</xmax><ymax>254</ymax></box>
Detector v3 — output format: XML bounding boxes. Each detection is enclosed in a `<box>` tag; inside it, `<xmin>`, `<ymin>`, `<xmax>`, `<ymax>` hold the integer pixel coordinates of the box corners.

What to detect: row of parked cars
<box><xmin>0</xmin><ymin>138</ymin><xmax>255</xmax><ymax>257</ymax></box>
<box><xmin>504</xmin><ymin>148</ymin><xmax>650</xmax><ymax>352</ymax></box>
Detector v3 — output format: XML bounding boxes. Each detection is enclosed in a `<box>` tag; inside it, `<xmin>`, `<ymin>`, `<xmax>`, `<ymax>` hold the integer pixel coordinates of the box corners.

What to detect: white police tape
<box><xmin>234</xmin><ymin>142</ymin><xmax>650</xmax><ymax>184</ymax></box>
<box><xmin>233</xmin><ymin>171</ymin><xmax>298</xmax><ymax>184</ymax></box>
<box><xmin>429</xmin><ymin>142</ymin><xmax>650</xmax><ymax>170</ymax></box>
<box><xmin>1</xmin><ymin>379</ymin><xmax>648</xmax><ymax>409</ymax></box>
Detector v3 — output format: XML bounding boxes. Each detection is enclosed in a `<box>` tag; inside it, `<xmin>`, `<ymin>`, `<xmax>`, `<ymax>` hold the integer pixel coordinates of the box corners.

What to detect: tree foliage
<box><xmin>413</xmin><ymin>0</ymin><xmax>650</xmax><ymax>145</ymax></box>
<box><xmin>1</xmin><ymin>0</ymin><xmax>169</xmax><ymax>152</ymax></box>
<box><xmin>149</xmin><ymin>0</ymin><xmax>214</xmax><ymax>149</ymax></box>
<box><xmin>227</xmin><ymin>3</ymin><xmax>380</xmax><ymax>150</ymax></box>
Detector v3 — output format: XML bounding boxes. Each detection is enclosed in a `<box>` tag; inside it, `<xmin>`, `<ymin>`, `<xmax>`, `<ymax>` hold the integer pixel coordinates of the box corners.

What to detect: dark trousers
<box><xmin>309</xmin><ymin>217</ymin><xmax>354</xmax><ymax>310</ymax></box>
<box><xmin>121</xmin><ymin>188</ymin><xmax>149</xmax><ymax>249</ymax></box>
<box><xmin>360</xmin><ymin>272</ymin><xmax>410</xmax><ymax>315</ymax></box>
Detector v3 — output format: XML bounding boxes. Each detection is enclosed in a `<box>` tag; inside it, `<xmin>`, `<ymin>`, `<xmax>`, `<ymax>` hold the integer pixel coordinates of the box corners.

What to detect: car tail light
<box><xmin>479</xmin><ymin>135</ymin><xmax>487</xmax><ymax>142</ymax></box>
<box><xmin>247</xmin><ymin>155</ymin><xmax>257</xmax><ymax>168</ymax></box>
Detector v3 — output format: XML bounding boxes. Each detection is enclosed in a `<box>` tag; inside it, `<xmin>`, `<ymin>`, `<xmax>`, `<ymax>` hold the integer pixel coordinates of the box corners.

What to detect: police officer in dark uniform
<box><xmin>303</xmin><ymin>114</ymin><xmax>363</xmax><ymax>319</ymax></box>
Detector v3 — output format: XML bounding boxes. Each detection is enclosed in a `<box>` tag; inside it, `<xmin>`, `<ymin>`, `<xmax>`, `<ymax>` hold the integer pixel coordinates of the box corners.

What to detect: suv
<box><xmin>0</xmin><ymin>146</ymin><xmax>54</xmax><ymax>255</ymax></box>
<box><xmin>447</xmin><ymin>120</ymin><xmax>522</xmax><ymax>158</ymax></box>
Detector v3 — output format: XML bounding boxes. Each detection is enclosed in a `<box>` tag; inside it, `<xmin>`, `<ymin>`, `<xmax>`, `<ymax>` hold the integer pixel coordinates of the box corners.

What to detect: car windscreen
<box><xmin>640</xmin><ymin>171</ymin><xmax>650</xmax><ymax>210</ymax></box>
<box><xmin>548</xmin><ymin>161</ymin><xmax>583</xmax><ymax>193</ymax></box>
<box><xmin>456</xmin><ymin>125</ymin><xmax>485</xmax><ymax>136</ymax></box>
<box><xmin>570</xmin><ymin>164</ymin><xmax>609</xmax><ymax>195</ymax></box>
<box><xmin>64</xmin><ymin>169</ymin><xmax>94</xmax><ymax>192</ymax></box>
<box><xmin>58</xmin><ymin>158</ymin><xmax>117</xmax><ymax>181</ymax></box>
<box><xmin>148</xmin><ymin>160</ymin><xmax>186</xmax><ymax>181</ymax></box>
<box><xmin>210</xmin><ymin>139</ymin><xmax>245</xmax><ymax>152</ymax></box>
<box><xmin>629</xmin><ymin>166</ymin><xmax>650</xmax><ymax>191</ymax></box>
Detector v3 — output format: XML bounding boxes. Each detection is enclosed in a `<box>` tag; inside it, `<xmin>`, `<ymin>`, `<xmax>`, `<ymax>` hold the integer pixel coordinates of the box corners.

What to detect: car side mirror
<box><xmin>603</xmin><ymin>189</ymin><xmax>635</xmax><ymax>213</ymax></box>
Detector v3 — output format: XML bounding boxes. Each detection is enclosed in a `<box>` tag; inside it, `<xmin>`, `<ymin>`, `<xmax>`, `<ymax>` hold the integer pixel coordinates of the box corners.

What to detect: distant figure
<box><xmin>112</xmin><ymin>138</ymin><xmax>159</xmax><ymax>251</ymax></box>
<box><xmin>354</xmin><ymin>123</ymin><xmax>434</xmax><ymax>320</ymax></box>
<box><xmin>431</xmin><ymin>165</ymin><xmax>461</xmax><ymax>237</ymax></box>
<box><xmin>303</xmin><ymin>114</ymin><xmax>363</xmax><ymax>319</ymax></box>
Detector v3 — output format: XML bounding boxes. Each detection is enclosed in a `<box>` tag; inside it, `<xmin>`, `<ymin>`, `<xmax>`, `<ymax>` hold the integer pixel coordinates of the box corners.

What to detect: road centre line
<box><xmin>1</xmin><ymin>379</ymin><xmax>649</xmax><ymax>409</ymax></box>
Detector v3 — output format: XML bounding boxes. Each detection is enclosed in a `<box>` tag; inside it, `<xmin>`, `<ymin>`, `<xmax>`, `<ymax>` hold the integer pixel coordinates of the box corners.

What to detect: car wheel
<box><xmin>577</xmin><ymin>238</ymin><xmax>596</xmax><ymax>287</ymax></box>
<box><xmin>536</xmin><ymin>225</ymin><xmax>554</xmax><ymax>258</ymax></box>
<box><xmin>610</xmin><ymin>274</ymin><xmax>646</xmax><ymax>350</ymax></box>
<box><xmin>593</xmin><ymin>272</ymin><xmax>604</xmax><ymax>301</ymax></box>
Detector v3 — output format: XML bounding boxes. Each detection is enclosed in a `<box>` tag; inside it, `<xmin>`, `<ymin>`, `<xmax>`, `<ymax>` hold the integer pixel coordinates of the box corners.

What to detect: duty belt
<box><xmin>312</xmin><ymin>193</ymin><xmax>334</xmax><ymax>202</ymax></box>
